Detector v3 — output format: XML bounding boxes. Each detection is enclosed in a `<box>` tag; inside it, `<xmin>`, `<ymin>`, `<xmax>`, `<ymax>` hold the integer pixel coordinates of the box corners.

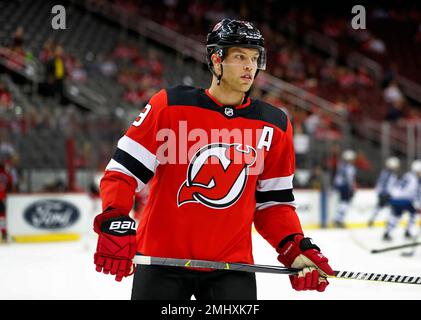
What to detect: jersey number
<box><xmin>132</xmin><ymin>104</ymin><xmax>152</xmax><ymax>127</ymax></box>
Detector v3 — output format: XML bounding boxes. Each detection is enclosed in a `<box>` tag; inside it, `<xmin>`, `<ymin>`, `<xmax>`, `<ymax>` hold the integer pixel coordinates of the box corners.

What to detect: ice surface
<box><xmin>0</xmin><ymin>227</ymin><xmax>420</xmax><ymax>300</ymax></box>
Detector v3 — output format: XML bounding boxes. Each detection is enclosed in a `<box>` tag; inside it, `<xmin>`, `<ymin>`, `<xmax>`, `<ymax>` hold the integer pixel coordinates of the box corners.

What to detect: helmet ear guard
<box><xmin>208</xmin><ymin>49</ymin><xmax>225</xmax><ymax>85</ymax></box>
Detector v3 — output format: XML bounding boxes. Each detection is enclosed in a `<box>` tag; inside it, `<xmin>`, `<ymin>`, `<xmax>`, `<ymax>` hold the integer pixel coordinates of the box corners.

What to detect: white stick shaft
<box><xmin>133</xmin><ymin>255</ymin><xmax>421</xmax><ymax>285</ymax></box>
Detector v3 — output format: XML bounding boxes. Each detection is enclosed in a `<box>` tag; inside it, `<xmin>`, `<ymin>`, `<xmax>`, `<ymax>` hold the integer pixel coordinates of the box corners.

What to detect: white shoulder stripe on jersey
<box><xmin>256</xmin><ymin>201</ymin><xmax>298</xmax><ymax>211</ymax></box>
<box><xmin>105</xmin><ymin>159</ymin><xmax>145</xmax><ymax>192</ymax></box>
<box><xmin>257</xmin><ymin>175</ymin><xmax>294</xmax><ymax>192</ymax></box>
<box><xmin>117</xmin><ymin>135</ymin><xmax>158</xmax><ymax>173</ymax></box>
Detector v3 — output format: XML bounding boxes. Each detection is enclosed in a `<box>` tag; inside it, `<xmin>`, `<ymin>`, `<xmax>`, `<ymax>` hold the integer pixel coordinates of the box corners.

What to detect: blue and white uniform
<box><xmin>368</xmin><ymin>169</ymin><xmax>399</xmax><ymax>227</ymax></box>
<box><xmin>334</xmin><ymin>161</ymin><xmax>356</xmax><ymax>201</ymax></box>
<box><xmin>369</xmin><ymin>157</ymin><xmax>400</xmax><ymax>227</ymax></box>
<box><xmin>376</xmin><ymin>169</ymin><xmax>399</xmax><ymax>200</ymax></box>
<box><xmin>334</xmin><ymin>157</ymin><xmax>357</xmax><ymax>226</ymax></box>
<box><xmin>384</xmin><ymin>171</ymin><xmax>421</xmax><ymax>239</ymax></box>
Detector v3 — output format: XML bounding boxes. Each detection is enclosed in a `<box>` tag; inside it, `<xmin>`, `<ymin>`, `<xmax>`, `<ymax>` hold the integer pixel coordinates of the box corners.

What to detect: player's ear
<box><xmin>211</xmin><ymin>53</ymin><xmax>222</xmax><ymax>75</ymax></box>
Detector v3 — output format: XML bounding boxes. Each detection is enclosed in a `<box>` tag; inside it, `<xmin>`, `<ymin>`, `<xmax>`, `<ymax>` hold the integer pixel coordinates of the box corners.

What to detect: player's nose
<box><xmin>243</xmin><ymin>63</ymin><xmax>253</xmax><ymax>70</ymax></box>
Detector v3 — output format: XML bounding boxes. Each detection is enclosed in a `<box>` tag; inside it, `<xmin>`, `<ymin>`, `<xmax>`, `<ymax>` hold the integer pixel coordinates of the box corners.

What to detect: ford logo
<box><xmin>24</xmin><ymin>200</ymin><xmax>80</xmax><ymax>229</ymax></box>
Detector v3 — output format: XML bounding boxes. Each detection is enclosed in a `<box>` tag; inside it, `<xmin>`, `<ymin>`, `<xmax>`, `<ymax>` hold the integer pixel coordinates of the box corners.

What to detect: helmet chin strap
<box><xmin>210</xmin><ymin>65</ymin><xmax>223</xmax><ymax>86</ymax></box>
<box><xmin>217</xmin><ymin>64</ymin><xmax>223</xmax><ymax>85</ymax></box>
<box><xmin>213</xmin><ymin>54</ymin><xmax>223</xmax><ymax>86</ymax></box>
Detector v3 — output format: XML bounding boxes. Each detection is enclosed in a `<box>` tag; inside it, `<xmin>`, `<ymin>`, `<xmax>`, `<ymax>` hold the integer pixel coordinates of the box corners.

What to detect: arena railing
<box><xmin>76</xmin><ymin>0</ymin><xmax>348</xmax><ymax>129</ymax></box>
<box><xmin>0</xmin><ymin>46</ymin><xmax>43</xmax><ymax>84</ymax></box>
<box><xmin>304</xmin><ymin>30</ymin><xmax>421</xmax><ymax>105</ymax></box>
<box><xmin>398</xmin><ymin>77</ymin><xmax>421</xmax><ymax>105</ymax></box>
<box><xmin>301</xmin><ymin>29</ymin><xmax>421</xmax><ymax>167</ymax></box>
<box><xmin>356</xmin><ymin>118</ymin><xmax>421</xmax><ymax>167</ymax></box>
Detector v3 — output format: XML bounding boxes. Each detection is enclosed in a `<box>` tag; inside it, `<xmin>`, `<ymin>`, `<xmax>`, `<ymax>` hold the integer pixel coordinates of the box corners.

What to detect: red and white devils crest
<box><xmin>177</xmin><ymin>143</ymin><xmax>257</xmax><ymax>209</ymax></box>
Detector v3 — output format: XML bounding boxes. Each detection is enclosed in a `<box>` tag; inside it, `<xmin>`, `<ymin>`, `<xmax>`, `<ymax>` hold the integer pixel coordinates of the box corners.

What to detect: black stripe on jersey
<box><xmin>244</xmin><ymin>101</ymin><xmax>288</xmax><ymax>132</ymax></box>
<box><xmin>112</xmin><ymin>148</ymin><xmax>154</xmax><ymax>184</ymax></box>
<box><xmin>165</xmin><ymin>85</ymin><xmax>288</xmax><ymax>132</ymax></box>
<box><xmin>167</xmin><ymin>85</ymin><xmax>200</xmax><ymax>107</ymax></box>
<box><xmin>255</xmin><ymin>189</ymin><xmax>295</xmax><ymax>204</ymax></box>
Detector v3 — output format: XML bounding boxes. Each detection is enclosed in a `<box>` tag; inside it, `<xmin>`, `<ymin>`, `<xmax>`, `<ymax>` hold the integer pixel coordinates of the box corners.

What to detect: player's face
<box><xmin>220</xmin><ymin>47</ymin><xmax>259</xmax><ymax>92</ymax></box>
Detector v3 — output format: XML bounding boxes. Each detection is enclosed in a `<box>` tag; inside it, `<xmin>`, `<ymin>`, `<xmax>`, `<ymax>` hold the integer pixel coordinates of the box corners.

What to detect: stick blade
<box><xmin>401</xmin><ymin>251</ymin><xmax>415</xmax><ymax>257</ymax></box>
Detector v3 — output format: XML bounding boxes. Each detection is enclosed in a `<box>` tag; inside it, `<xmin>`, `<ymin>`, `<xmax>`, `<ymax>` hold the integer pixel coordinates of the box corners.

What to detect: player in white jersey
<box><xmin>383</xmin><ymin>160</ymin><xmax>421</xmax><ymax>241</ymax></box>
<box><xmin>368</xmin><ymin>157</ymin><xmax>400</xmax><ymax>227</ymax></box>
<box><xmin>333</xmin><ymin>150</ymin><xmax>357</xmax><ymax>228</ymax></box>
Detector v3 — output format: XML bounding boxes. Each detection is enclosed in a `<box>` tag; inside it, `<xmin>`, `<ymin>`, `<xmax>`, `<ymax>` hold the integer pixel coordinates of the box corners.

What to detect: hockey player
<box><xmin>0</xmin><ymin>158</ymin><xmax>12</xmax><ymax>242</ymax></box>
<box><xmin>93</xmin><ymin>19</ymin><xmax>334</xmax><ymax>299</ymax></box>
<box><xmin>368</xmin><ymin>157</ymin><xmax>400</xmax><ymax>227</ymax></box>
<box><xmin>333</xmin><ymin>149</ymin><xmax>357</xmax><ymax>228</ymax></box>
<box><xmin>383</xmin><ymin>160</ymin><xmax>421</xmax><ymax>241</ymax></box>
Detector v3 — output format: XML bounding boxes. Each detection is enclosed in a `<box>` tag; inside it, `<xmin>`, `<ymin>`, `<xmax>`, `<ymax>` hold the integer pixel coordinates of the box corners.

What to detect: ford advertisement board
<box><xmin>23</xmin><ymin>199</ymin><xmax>80</xmax><ymax>229</ymax></box>
<box><xmin>6</xmin><ymin>193</ymin><xmax>91</xmax><ymax>242</ymax></box>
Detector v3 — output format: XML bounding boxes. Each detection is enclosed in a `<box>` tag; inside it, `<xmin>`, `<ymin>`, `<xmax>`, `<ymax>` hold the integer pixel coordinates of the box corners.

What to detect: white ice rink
<box><xmin>0</xmin><ymin>227</ymin><xmax>420</xmax><ymax>300</ymax></box>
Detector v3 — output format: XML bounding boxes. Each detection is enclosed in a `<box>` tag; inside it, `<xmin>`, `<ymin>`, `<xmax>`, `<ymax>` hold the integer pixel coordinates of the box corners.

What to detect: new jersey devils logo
<box><xmin>177</xmin><ymin>143</ymin><xmax>257</xmax><ymax>209</ymax></box>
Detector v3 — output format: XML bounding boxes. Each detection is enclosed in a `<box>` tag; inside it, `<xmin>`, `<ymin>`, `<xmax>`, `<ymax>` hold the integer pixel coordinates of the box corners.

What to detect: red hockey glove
<box><xmin>93</xmin><ymin>209</ymin><xmax>137</xmax><ymax>281</ymax></box>
<box><xmin>276</xmin><ymin>234</ymin><xmax>334</xmax><ymax>292</ymax></box>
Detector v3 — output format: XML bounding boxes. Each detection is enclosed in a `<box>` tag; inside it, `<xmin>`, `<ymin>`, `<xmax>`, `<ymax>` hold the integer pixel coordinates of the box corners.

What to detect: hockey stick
<box><xmin>370</xmin><ymin>241</ymin><xmax>421</xmax><ymax>254</ymax></box>
<box><xmin>133</xmin><ymin>255</ymin><xmax>421</xmax><ymax>285</ymax></box>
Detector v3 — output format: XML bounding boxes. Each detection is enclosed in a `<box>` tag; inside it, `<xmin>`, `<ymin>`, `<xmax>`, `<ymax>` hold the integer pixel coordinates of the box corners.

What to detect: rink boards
<box><xmin>5</xmin><ymin>189</ymin><xmax>390</xmax><ymax>242</ymax></box>
<box><xmin>289</xmin><ymin>189</ymin><xmax>383</xmax><ymax>229</ymax></box>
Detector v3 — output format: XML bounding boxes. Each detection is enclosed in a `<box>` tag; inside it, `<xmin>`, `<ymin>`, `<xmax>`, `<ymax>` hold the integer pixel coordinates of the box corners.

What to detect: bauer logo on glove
<box><xmin>105</xmin><ymin>218</ymin><xmax>137</xmax><ymax>235</ymax></box>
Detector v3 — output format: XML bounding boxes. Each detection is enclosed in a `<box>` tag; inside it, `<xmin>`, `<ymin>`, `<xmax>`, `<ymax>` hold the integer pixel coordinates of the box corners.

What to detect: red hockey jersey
<box><xmin>0</xmin><ymin>166</ymin><xmax>12</xmax><ymax>202</ymax></box>
<box><xmin>100</xmin><ymin>86</ymin><xmax>303</xmax><ymax>264</ymax></box>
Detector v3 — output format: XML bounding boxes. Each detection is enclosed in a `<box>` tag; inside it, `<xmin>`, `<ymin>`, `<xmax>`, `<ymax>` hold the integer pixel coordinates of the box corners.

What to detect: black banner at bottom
<box><xmin>2</xmin><ymin>300</ymin><xmax>417</xmax><ymax>319</ymax></box>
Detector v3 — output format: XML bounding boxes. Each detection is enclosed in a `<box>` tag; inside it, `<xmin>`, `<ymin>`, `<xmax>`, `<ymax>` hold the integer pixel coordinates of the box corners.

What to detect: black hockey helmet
<box><xmin>206</xmin><ymin>19</ymin><xmax>266</xmax><ymax>82</ymax></box>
